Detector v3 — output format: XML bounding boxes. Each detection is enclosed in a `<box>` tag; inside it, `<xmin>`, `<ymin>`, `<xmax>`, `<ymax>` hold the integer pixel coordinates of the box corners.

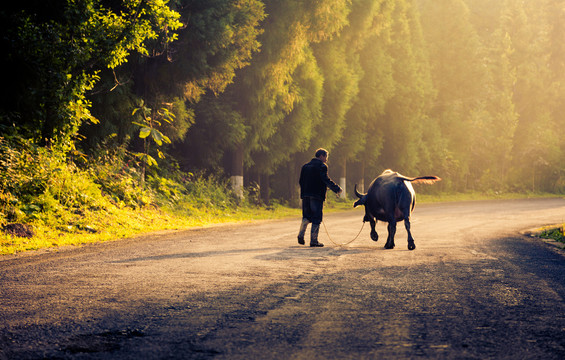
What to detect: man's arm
<box><xmin>320</xmin><ymin>164</ymin><xmax>342</xmax><ymax>194</ymax></box>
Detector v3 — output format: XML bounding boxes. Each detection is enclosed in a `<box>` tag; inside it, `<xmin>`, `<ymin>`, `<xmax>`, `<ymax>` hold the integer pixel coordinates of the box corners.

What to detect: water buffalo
<box><xmin>354</xmin><ymin>169</ymin><xmax>441</xmax><ymax>250</ymax></box>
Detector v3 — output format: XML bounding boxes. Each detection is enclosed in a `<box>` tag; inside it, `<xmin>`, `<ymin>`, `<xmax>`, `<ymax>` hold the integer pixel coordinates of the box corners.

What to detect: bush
<box><xmin>0</xmin><ymin>137</ymin><xmax>55</xmax><ymax>201</ymax></box>
<box><xmin>0</xmin><ymin>135</ymin><xmax>281</xmax><ymax>255</ymax></box>
<box><xmin>540</xmin><ymin>226</ymin><xmax>565</xmax><ymax>243</ymax></box>
<box><xmin>0</xmin><ymin>136</ymin><xmax>65</xmax><ymax>224</ymax></box>
<box><xmin>88</xmin><ymin>141</ymin><xmax>153</xmax><ymax>208</ymax></box>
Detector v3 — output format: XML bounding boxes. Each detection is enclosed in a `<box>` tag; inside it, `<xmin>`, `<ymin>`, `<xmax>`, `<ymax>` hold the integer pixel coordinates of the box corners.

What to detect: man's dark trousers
<box><xmin>302</xmin><ymin>197</ymin><xmax>323</xmax><ymax>224</ymax></box>
<box><xmin>298</xmin><ymin>197</ymin><xmax>323</xmax><ymax>246</ymax></box>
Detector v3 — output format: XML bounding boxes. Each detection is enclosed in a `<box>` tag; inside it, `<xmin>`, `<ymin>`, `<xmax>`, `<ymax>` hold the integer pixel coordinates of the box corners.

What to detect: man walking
<box><xmin>298</xmin><ymin>148</ymin><xmax>343</xmax><ymax>247</ymax></box>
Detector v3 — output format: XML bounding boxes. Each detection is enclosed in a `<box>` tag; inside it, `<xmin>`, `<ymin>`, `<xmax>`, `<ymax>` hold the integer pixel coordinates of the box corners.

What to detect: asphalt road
<box><xmin>1</xmin><ymin>198</ymin><xmax>565</xmax><ymax>359</ymax></box>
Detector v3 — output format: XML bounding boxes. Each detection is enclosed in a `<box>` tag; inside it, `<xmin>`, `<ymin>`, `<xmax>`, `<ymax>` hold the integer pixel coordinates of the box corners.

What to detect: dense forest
<box><xmin>2</xmin><ymin>0</ymin><xmax>565</xmax><ymax>211</ymax></box>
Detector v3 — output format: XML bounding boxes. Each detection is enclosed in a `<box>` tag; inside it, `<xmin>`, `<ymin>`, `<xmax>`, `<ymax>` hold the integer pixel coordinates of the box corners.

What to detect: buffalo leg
<box><xmin>385</xmin><ymin>220</ymin><xmax>396</xmax><ymax>249</ymax></box>
<box><xmin>364</xmin><ymin>209</ymin><xmax>378</xmax><ymax>241</ymax></box>
<box><xmin>405</xmin><ymin>217</ymin><xmax>415</xmax><ymax>250</ymax></box>
<box><xmin>369</xmin><ymin>217</ymin><xmax>378</xmax><ymax>241</ymax></box>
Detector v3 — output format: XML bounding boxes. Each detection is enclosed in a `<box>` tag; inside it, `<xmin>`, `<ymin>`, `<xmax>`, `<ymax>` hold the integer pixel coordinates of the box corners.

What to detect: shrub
<box><xmin>540</xmin><ymin>226</ymin><xmax>565</xmax><ymax>243</ymax></box>
<box><xmin>88</xmin><ymin>141</ymin><xmax>153</xmax><ymax>208</ymax></box>
<box><xmin>0</xmin><ymin>136</ymin><xmax>66</xmax><ymax>224</ymax></box>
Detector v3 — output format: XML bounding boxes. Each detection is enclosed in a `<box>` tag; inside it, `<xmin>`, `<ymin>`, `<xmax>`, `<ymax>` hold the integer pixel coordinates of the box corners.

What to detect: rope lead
<box><xmin>321</xmin><ymin>221</ymin><xmax>365</xmax><ymax>247</ymax></box>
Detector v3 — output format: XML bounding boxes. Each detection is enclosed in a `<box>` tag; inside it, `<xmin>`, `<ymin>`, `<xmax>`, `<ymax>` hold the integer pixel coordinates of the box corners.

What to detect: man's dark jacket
<box><xmin>299</xmin><ymin>158</ymin><xmax>341</xmax><ymax>201</ymax></box>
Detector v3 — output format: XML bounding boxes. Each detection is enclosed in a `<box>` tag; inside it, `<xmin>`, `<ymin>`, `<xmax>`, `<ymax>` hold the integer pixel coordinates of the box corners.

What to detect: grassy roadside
<box><xmin>0</xmin><ymin>202</ymin><xmax>302</xmax><ymax>255</ymax></box>
<box><xmin>2</xmin><ymin>190</ymin><xmax>562</xmax><ymax>256</ymax></box>
<box><xmin>538</xmin><ymin>225</ymin><xmax>565</xmax><ymax>244</ymax></box>
<box><xmin>1</xmin><ymin>138</ymin><xmax>307</xmax><ymax>255</ymax></box>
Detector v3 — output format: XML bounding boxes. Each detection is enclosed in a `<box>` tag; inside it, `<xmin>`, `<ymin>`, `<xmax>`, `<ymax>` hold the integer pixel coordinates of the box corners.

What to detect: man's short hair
<box><xmin>315</xmin><ymin>148</ymin><xmax>328</xmax><ymax>158</ymax></box>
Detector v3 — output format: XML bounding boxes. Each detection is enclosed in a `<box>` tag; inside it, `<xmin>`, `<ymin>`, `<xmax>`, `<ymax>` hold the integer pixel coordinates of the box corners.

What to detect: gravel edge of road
<box><xmin>522</xmin><ymin>225</ymin><xmax>565</xmax><ymax>253</ymax></box>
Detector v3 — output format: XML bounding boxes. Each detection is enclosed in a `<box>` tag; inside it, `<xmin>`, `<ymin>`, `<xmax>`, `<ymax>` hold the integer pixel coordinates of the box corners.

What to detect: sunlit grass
<box><xmin>0</xmin><ymin>203</ymin><xmax>301</xmax><ymax>255</ymax></box>
<box><xmin>0</xmin><ymin>189</ymin><xmax>355</xmax><ymax>255</ymax></box>
<box><xmin>538</xmin><ymin>225</ymin><xmax>565</xmax><ymax>243</ymax></box>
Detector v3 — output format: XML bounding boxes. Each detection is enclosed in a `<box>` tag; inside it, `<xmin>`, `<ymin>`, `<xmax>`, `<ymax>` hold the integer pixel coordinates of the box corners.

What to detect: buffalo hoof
<box><xmin>408</xmin><ymin>242</ymin><xmax>416</xmax><ymax>251</ymax></box>
<box><xmin>370</xmin><ymin>231</ymin><xmax>378</xmax><ymax>241</ymax></box>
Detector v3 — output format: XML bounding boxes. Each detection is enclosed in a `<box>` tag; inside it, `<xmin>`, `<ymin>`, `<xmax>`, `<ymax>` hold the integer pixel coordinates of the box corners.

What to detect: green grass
<box><xmin>0</xmin><ymin>201</ymin><xmax>302</xmax><ymax>255</ymax></box>
<box><xmin>539</xmin><ymin>225</ymin><xmax>565</xmax><ymax>243</ymax></box>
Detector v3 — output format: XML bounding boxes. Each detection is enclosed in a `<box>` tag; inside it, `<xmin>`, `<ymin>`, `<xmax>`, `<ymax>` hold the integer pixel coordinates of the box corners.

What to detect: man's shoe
<box><xmin>310</xmin><ymin>223</ymin><xmax>321</xmax><ymax>247</ymax></box>
<box><xmin>298</xmin><ymin>236</ymin><xmax>305</xmax><ymax>245</ymax></box>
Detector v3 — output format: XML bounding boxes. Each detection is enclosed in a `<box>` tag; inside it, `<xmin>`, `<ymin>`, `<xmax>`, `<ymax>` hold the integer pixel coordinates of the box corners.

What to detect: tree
<box><xmin>328</xmin><ymin>0</ymin><xmax>396</xmax><ymax>196</ymax></box>
<box><xmin>85</xmin><ymin>0</ymin><xmax>265</xmax><ymax>159</ymax></box>
<box><xmin>131</xmin><ymin>100</ymin><xmax>174</xmax><ymax>187</ymax></box>
<box><xmin>0</xmin><ymin>0</ymin><xmax>182</xmax><ymax>151</ymax></box>
<box><xmin>417</xmin><ymin>0</ymin><xmax>487</xmax><ymax>190</ymax></box>
<box><xmin>185</xmin><ymin>0</ymin><xmax>350</xmax><ymax>199</ymax></box>
<box><xmin>251</xmin><ymin>0</ymin><xmax>352</xmax><ymax>201</ymax></box>
<box><xmin>547</xmin><ymin>0</ymin><xmax>565</xmax><ymax>191</ymax></box>
<box><xmin>501</xmin><ymin>0</ymin><xmax>560</xmax><ymax>191</ymax></box>
<box><xmin>377</xmin><ymin>0</ymin><xmax>435</xmax><ymax>175</ymax></box>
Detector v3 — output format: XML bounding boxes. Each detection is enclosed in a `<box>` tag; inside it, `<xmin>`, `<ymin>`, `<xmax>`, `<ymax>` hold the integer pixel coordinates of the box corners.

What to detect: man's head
<box><xmin>315</xmin><ymin>148</ymin><xmax>329</xmax><ymax>163</ymax></box>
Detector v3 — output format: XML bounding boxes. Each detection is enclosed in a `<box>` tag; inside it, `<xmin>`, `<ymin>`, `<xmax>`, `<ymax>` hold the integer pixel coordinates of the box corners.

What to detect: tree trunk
<box><xmin>289</xmin><ymin>158</ymin><xmax>300</xmax><ymax>207</ymax></box>
<box><xmin>261</xmin><ymin>173</ymin><xmax>270</xmax><ymax>205</ymax></box>
<box><xmin>339</xmin><ymin>157</ymin><xmax>346</xmax><ymax>199</ymax></box>
<box><xmin>358</xmin><ymin>159</ymin><xmax>365</xmax><ymax>193</ymax></box>
<box><xmin>230</xmin><ymin>144</ymin><xmax>244</xmax><ymax>199</ymax></box>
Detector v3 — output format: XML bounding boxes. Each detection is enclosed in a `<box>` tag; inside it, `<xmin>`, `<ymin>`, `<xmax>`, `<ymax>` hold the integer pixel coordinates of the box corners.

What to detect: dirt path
<box><xmin>1</xmin><ymin>198</ymin><xmax>565</xmax><ymax>359</ymax></box>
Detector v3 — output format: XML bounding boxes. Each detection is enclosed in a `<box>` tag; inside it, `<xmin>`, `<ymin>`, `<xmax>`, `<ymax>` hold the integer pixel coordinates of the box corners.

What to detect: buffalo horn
<box><xmin>354</xmin><ymin>184</ymin><xmax>364</xmax><ymax>198</ymax></box>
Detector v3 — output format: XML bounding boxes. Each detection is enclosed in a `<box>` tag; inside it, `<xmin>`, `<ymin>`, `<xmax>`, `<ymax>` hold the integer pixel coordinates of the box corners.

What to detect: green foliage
<box><xmin>0</xmin><ymin>0</ymin><xmax>182</xmax><ymax>147</ymax></box>
<box><xmin>132</xmin><ymin>101</ymin><xmax>174</xmax><ymax>143</ymax></box>
<box><xmin>181</xmin><ymin>91</ymin><xmax>248</xmax><ymax>170</ymax></box>
<box><xmin>190</xmin><ymin>0</ymin><xmax>352</xmax><ymax>179</ymax></box>
<box><xmin>167</xmin><ymin>0</ymin><xmax>565</xmax><ymax>200</ymax></box>
<box><xmin>88</xmin><ymin>142</ymin><xmax>153</xmax><ymax>207</ymax></box>
<box><xmin>0</xmin><ymin>136</ymin><xmax>111</xmax><ymax>226</ymax></box>
<box><xmin>251</xmin><ymin>45</ymin><xmax>325</xmax><ymax>174</ymax></box>
<box><xmin>131</xmin><ymin>99</ymin><xmax>174</xmax><ymax>172</ymax></box>
<box><xmin>162</xmin><ymin>97</ymin><xmax>194</xmax><ymax>143</ymax></box>
<box><xmin>0</xmin><ymin>132</ymin><xmax>244</xmax><ymax>221</ymax></box>
<box><xmin>0</xmin><ymin>134</ymin><xmax>273</xmax><ymax>254</ymax></box>
<box><xmin>150</xmin><ymin>172</ymin><xmax>239</xmax><ymax>215</ymax></box>
<box><xmin>87</xmin><ymin>0</ymin><xmax>265</xmax><ymax>177</ymax></box>
<box><xmin>539</xmin><ymin>226</ymin><xmax>565</xmax><ymax>243</ymax></box>
<box><xmin>0</xmin><ymin>137</ymin><xmax>63</xmax><ymax>216</ymax></box>
<box><xmin>170</xmin><ymin>0</ymin><xmax>266</xmax><ymax>101</ymax></box>
<box><xmin>376</xmin><ymin>0</ymin><xmax>436</xmax><ymax>174</ymax></box>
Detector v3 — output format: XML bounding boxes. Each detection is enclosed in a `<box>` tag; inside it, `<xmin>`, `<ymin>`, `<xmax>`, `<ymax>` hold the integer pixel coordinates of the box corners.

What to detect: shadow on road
<box><xmin>254</xmin><ymin>246</ymin><xmax>370</xmax><ymax>261</ymax></box>
<box><xmin>112</xmin><ymin>247</ymin><xmax>281</xmax><ymax>263</ymax></box>
<box><xmin>113</xmin><ymin>245</ymin><xmax>378</xmax><ymax>264</ymax></box>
